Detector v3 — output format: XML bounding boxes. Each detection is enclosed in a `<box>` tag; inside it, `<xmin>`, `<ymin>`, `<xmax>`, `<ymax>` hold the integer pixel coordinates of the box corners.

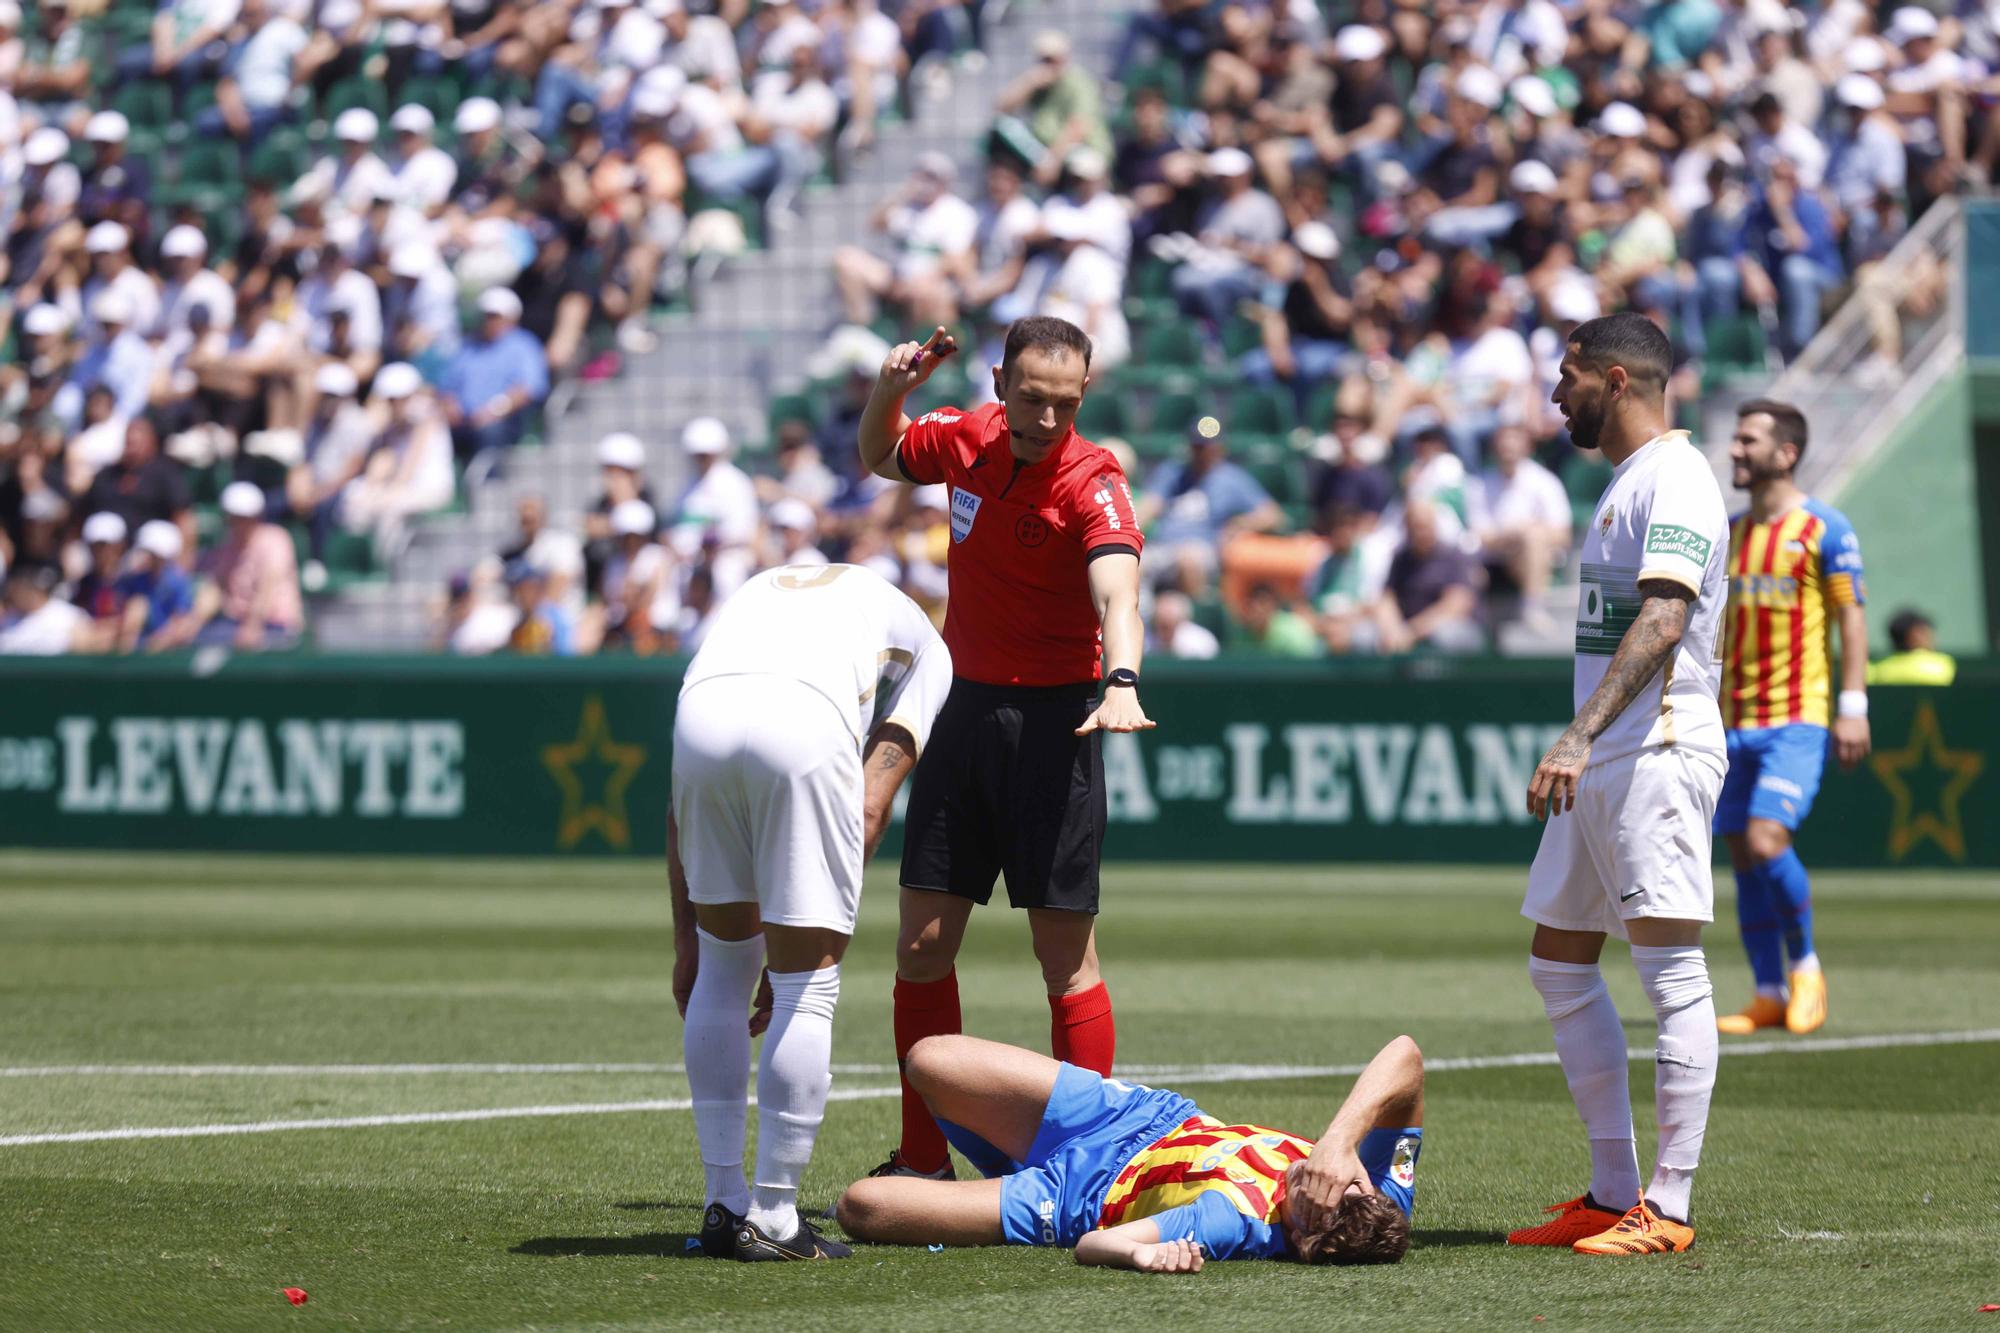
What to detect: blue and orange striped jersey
<box><xmin>1098</xmin><ymin>1116</ymin><xmax>1312</xmax><ymax>1257</ymax></box>
<box><xmin>1722</xmin><ymin>498</ymin><xmax>1865</xmax><ymax>730</ymax></box>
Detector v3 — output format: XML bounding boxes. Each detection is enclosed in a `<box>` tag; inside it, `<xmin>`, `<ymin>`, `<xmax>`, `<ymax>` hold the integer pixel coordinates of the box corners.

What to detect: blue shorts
<box><xmin>938</xmin><ymin>1064</ymin><xmax>1199</xmax><ymax>1248</ymax></box>
<box><xmin>1714</xmin><ymin>724</ymin><xmax>1829</xmax><ymax>835</ymax></box>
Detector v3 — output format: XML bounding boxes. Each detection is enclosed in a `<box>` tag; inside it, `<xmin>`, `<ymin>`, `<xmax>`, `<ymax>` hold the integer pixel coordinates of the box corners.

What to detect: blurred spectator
<box><xmin>160</xmin><ymin>481</ymin><xmax>303</xmax><ymax>651</ymax></box>
<box><xmin>67</xmin><ymin>290</ymin><xmax>153</xmax><ymax>425</ymax></box>
<box><xmin>1468</xmin><ymin>426</ymin><xmax>1572</xmax><ymax>628</ymax></box>
<box><xmin>1136</xmin><ymin>415</ymin><xmax>1282</xmax><ymax>596</ymax></box>
<box><xmin>764</xmin><ymin>498</ymin><xmax>826</xmax><ymax>568</ymax></box>
<box><xmin>1230</xmin><ymin>581</ymin><xmax>1318</xmax><ymax>657</ymax></box>
<box><xmin>674</xmin><ymin>415</ymin><xmax>759</xmax><ymax>593</ymax></box>
<box><xmin>1309</xmin><ymin>503</ymin><xmax>1389</xmax><ymax>655</ymax></box>
<box><xmin>1168</xmin><ymin>147</ymin><xmax>1284</xmax><ymax>330</ymax></box>
<box><xmin>81</xmin><ymin>222</ymin><xmax>161</xmax><ymax>341</ymax></box>
<box><xmin>834</xmin><ymin>153</ymin><xmax>977</xmax><ymax>329</ymax></box>
<box><xmin>115</xmin><ymin>519</ymin><xmax>195</xmax><ymax>652</ymax></box>
<box><xmin>1367</xmin><ymin>500</ymin><xmax>1483</xmax><ymax>655</ymax></box>
<box><xmin>1741</xmin><ymin>155</ymin><xmax>1843</xmax><ymax>360</ymax></box>
<box><xmin>204</xmin><ymin>0</ymin><xmax>310</xmax><ymax>148</ymax></box>
<box><xmin>387</xmin><ymin>105</ymin><xmax>458</xmax><ymax>217</ymax></box>
<box><xmin>994</xmin><ymin>30</ymin><xmax>1111</xmax><ymax>181</ymax></box>
<box><xmin>504</xmin><ymin>557</ymin><xmax>577</xmax><ymax>655</ymax></box>
<box><xmin>441</xmin><ymin>286</ymin><xmax>549</xmax><ymax>463</ymax></box>
<box><xmin>500</xmin><ymin>495</ymin><xmax>587</xmax><ymax>610</ymax></box>
<box><xmin>156</xmin><ymin>226</ymin><xmax>235</xmax><ymax>342</ymax></box>
<box><xmin>292</xmin><ymin>108</ymin><xmax>397</xmax><ymax>221</ymax></box>
<box><xmin>583</xmin><ymin>431</ymin><xmax>656</xmax><ymax>593</ymax></box>
<box><xmin>79</xmin><ymin>112</ymin><xmax>152</xmax><ymax>237</ymax></box>
<box><xmin>0</xmin><ymin>561</ymin><xmax>85</xmax><ymax>654</ymax></box>
<box><xmin>339</xmin><ymin>362</ymin><xmax>456</xmax><ymax>546</ymax></box>
<box><xmin>1240</xmin><ymin>222</ymin><xmax>1350</xmax><ymax>418</ymax></box>
<box><xmin>385</xmin><ymin>241</ymin><xmax>463</xmax><ymax>366</ymax></box>
<box><xmin>1868</xmin><ymin>608</ymin><xmax>1957</xmax><ymax>685</ymax></box>
<box><xmin>1147</xmin><ymin>588</ymin><xmax>1218</xmax><ymax>659</ymax></box>
<box><xmin>1308</xmin><ymin>414</ymin><xmax>1394</xmax><ymax>524</ymax></box>
<box><xmin>80</xmin><ymin>417</ymin><xmax>193</xmax><ymax>550</ymax></box>
<box><xmin>284</xmin><ymin>362</ymin><xmax>373</xmax><ymax>572</ymax></box>
<box><xmin>599</xmin><ymin>497</ymin><xmax>662</xmax><ymax>648</ymax></box>
<box><xmin>70</xmin><ymin>510</ymin><xmax>130</xmax><ymax>645</ymax></box>
<box><xmin>295</xmin><ymin>236</ymin><xmax>385</xmax><ymax>382</ymax></box>
<box><xmin>758</xmin><ymin>425</ymin><xmax>840</xmax><ymax>509</ymax></box>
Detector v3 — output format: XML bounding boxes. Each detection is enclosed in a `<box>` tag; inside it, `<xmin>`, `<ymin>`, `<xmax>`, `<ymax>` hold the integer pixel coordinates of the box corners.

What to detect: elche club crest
<box><xmin>1598</xmin><ymin>506</ymin><xmax>1615</xmax><ymax>536</ymax></box>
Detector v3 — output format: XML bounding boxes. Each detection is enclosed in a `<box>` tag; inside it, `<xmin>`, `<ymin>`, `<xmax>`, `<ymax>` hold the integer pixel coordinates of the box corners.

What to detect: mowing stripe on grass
<box><xmin>0</xmin><ymin>1062</ymin><xmax>900</xmax><ymax>1078</ymax></box>
<box><xmin>3</xmin><ymin>1028</ymin><xmax>1993</xmax><ymax>1148</ymax></box>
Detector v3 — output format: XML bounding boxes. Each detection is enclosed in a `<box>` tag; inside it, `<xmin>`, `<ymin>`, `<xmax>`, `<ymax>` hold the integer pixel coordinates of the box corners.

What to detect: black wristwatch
<box><xmin>1105</xmin><ymin>668</ymin><xmax>1140</xmax><ymax>690</ymax></box>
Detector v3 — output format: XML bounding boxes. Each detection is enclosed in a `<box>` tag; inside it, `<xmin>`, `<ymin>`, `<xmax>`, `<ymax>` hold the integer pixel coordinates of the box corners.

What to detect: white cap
<box><xmin>84</xmin><ymin>110</ymin><xmax>130</xmax><ymax>144</ymax></box>
<box><xmin>1549</xmin><ymin>278</ymin><xmax>1601</xmax><ymax>325</ymax></box>
<box><xmin>596</xmin><ymin>431</ymin><xmax>647</xmax><ymax>470</ymax></box>
<box><xmin>89</xmin><ymin>288</ymin><xmax>132</xmax><ymax>325</ymax></box>
<box><xmin>1509</xmin><ymin>75</ymin><xmax>1556</xmax><ymax>119</ymax></box>
<box><xmin>1509</xmin><ymin>159</ymin><xmax>1559</xmax><ymax>195</ymax></box>
<box><xmin>21</xmin><ymin>303</ymin><xmax>67</xmax><ymax>337</ymax></box>
<box><xmin>321</xmin><ymin>0</ymin><xmax>361</xmax><ymax>25</ymax></box>
<box><xmin>1836</xmin><ymin>73</ymin><xmax>1885</xmax><ymax>110</ymax></box>
<box><xmin>1292</xmin><ymin>220</ymin><xmax>1340</xmax><ymax>261</ymax></box>
<box><xmin>334</xmin><ymin>107</ymin><xmax>379</xmax><ymax>142</ymax></box>
<box><xmin>325</xmin><ymin>214</ymin><xmax>364</xmax><ymax>252</ymax></box>
<box><xmin>373</xmin><ymin>361</ymin><xmax>423</xmax><ymax>400</ymax></box>
<box><xmin>1333</xmin><ymin>24</ymin><xmax>1386</xmax><ymax>61</ymax></box>
<box><xmin>1065</xmin><ymin>147</ymin><xmax>1109</xmax><ymax>181</ymax></box>
<box><xmin>136</xmin><ymin>519</ymin><xmax>184</xmax><ymax>560</ymax></box>
<box><xmin>1455</xmin><ymin>65</ymin><xmax>1503</xmax><ymax>110</ymax></box>
<box><xmin>914</xmin><ymin>150</ymin><xmax>958</xmax><ymax>183</ymax></box>
<box><xmin>1032</xmin><ymin>29</ymin><xmax>1071</xmax><ymax>59</ymax></box>
<box><xmin>1683</xmin><ymin>70</ymin><xmax>1715</xmax><ymax>101</ymax></box>
<box><xmin>1887</xmin><ymin>5</ymin><xmax>1938</xmax><ymax>41</ymax></box>
<box><xmin>82</xmin><ymin>511</ymin><xmax>128</xmax><ymax>545</ymax></box>
<box><xmin>160</xmin><ymin>223</ymin><xmax>207</xmax><ymax>259</ymax></box>
<box><xmin>315</xmin><ymin>362</ymin><xmax>359</xmax><ymax>396</ymax></box>
<box><xmin>220</xmin><ymin>481</ymin><xmax>266</xmax><ymax>518</ymax></box>
<box><xmin>682</xmin><ymin>416</ymin><xmax>731</xmax><ymax>456</ymax></box>
<box><xmin>388</xmin><ymin>240</ymin><xmax>437</xmax><ymax>278</ymax></box>
<box><xmin>0</xmin><ymin>2</ymin><xmax>20</xmax><ymax>26</ymax></box>
<box><xmin>631</xmin><ymin>79</ymin><xmax>678</xmax><ymax>119</ymax></box>
<box><xmin>610</xmin><ymin>498</ymin><xmax>657</xmax><ymax>536</ymax></box>
<box><xmin>478</xmin><ymin>286</ymin><xmax>522</xmax><ymax>320</ymax></box>
<box><xmin>1844</xmin><ymin>36</ymin><xmax>1888</xmax><ymax>71</ymax></box>
<box><xmin>1596</xmin><ymin>101</ymin><xmax>1646</xmax><ymax>138</ymax></box>
<box><xmin>1206</xmin><ymin>147</ymin><xmax>1254</xmax><ymax>177</ymax></box>
<box><xmin>454</xmin><ymin>96</ymin><xmax>502</xmax><ymax>134</ymax></box>
<box><xmin>85</xmin><ymin>220</ymin><xmax>129</xmax><ymax>253</ymax></box>
<box><xmin>645</xmin><ymin>0</ymin><xmax>683</xmax><ymax>14</ymax></box>
<box><xmin>24</xmin><ymin>126</ymin><xmax>67</xmax><ymax>167</ymax></box>
<box><xmin>389</xmin><ymin>103</ymin><xmax>435</xmax><ymax>135</ymax></box>
<box><xmin>769</xmin><ymin>498</ymin><xmax>816</xmax><ymax>532</ymax></box>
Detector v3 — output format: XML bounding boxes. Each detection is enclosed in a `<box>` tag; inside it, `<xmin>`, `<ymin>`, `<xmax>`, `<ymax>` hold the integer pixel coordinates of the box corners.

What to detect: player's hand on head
<box><xmin>1285</xmin><ymin>1149</ymin><xmax>1369</xmax><ymax>1235</ymax></box>
<box><xmin>1527</xmin><ymin>729</ymin><xmax>1591</xmax><ymax>822</ymax></box>
<box><xmin>1075</xmin><ymin>690</ymin><xmax>1155</xmax><ymax>736</ymax></box>
<box><xmin>881</xmin><ymin>326</ymin><xmax>957</xmax><ymax>393</ymax></box>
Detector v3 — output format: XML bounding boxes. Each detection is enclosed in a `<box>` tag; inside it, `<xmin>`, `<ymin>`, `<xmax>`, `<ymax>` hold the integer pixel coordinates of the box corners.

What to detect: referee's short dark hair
<box><xmin>1737</xmin><ymin>397</ymin><xmax>1809</xmax><ymax>468</ymax></box>
<box><xmin>1566</xmin><ymin>311</ymin><xmax>1672</xmax><ymax>392</ymax></box>
<box><xmin>1002</xmin><ymin>316</ymin><xmax>1093</xmax><ymax>380</ymax></box>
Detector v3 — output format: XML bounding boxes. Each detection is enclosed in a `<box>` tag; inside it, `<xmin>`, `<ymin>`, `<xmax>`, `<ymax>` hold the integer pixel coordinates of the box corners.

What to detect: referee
<box><xmin>858</xmin><ymin>316</ymin><xmax>1152</xmax><ymax>1180</ymax></box>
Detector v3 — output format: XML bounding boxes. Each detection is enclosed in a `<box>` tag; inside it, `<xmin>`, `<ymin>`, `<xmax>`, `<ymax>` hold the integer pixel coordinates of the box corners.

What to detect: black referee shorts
<box><xmin>899</xmin><ymin>678</ymin><xmax>1105</xmax><ymax>914</ymax></box>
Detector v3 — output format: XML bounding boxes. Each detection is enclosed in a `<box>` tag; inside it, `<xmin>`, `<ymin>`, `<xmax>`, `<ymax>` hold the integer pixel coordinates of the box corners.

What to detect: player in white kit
<box><xmin>672</xmin><ymin>564</ymin><xmax>952</xmax><ymax>1262</ymax></box>
<box><xmin>1509</xmin><ymin>314</ymin><xmax>1731</xmax><ymax>1257</ymax></box>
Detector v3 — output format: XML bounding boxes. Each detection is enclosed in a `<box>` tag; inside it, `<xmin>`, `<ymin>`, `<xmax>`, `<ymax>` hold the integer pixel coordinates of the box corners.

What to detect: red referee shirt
<box><xmin>897</xmin><ymin>402</ymin><xmax>1143</xmax><ymax>687</ymax></box>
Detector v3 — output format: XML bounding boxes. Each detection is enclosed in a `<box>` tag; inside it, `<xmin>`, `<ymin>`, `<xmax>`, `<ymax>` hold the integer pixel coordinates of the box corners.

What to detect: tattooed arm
<box><xmin>1528</xmin><ymin>581</ymin><xmax>1695</xmax><ymax>821</ymax></box>
<box><xmin>861</xmin><ymin>723</ymin><xmax>920</xmax><ymax>861</ymax></box>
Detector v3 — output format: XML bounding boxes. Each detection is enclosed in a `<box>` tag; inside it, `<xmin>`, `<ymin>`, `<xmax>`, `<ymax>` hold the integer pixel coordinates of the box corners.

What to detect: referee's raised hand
<box><xmin>880</xmin><ymin>326</ymin><xmax>957</xmax><ymax>395</ymax></box>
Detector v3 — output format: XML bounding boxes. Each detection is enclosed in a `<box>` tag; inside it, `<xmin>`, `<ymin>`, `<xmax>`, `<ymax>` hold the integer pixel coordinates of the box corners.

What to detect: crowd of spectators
<box><xmin>4</xmin><ymin>0</ymin><xmax>1988</xmax><ymax>658</ymax></box>
<box><xmin>0</xmin><ymin>0</ymin><xmax>978</xmax><ymax>652</ymax></box>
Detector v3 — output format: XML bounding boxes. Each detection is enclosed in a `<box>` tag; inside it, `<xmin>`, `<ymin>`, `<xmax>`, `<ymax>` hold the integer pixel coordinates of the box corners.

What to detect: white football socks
<box><xmin>1634</xmin><ymin>944</ymin><xmax>1717</xmax><ymax>1224</ymax></box>
<box><xmin>747</xmin><ymin>965</ymin><xmax>843</xmax><ymax>1242</ymax></box>
<box><xmin>682</xmin><ymin>928</ymin><xmax>764</xmax><ymax>1216</ymax></box>
<box><xmin>1530</xmin><ymin>955</ymin><xmax>1641</xmax><ymax>1209</ymax></box>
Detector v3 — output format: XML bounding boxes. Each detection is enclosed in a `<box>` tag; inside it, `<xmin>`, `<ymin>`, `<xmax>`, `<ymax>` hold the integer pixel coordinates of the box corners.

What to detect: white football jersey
<box><xmin>682</xmin><ymin>564</ymin><xmax>952</xmax><ymax>755</ymax></box>
<box><xmin>1573</xmin><ymin>430</ymin><xmax>1730</xmax><ymax>765</ymax></box>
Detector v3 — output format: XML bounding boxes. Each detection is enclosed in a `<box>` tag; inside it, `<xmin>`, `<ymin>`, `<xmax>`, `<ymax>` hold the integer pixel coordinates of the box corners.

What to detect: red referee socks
<box><xmin>893</xmin><ymin>971</ymin><xmax>962</xmax><ymax>1175</ymax></box>
<box><xmin>1050</xmin><ymin>982</ymin><xmax>1116</xmax><ymax>1076</ymax></box>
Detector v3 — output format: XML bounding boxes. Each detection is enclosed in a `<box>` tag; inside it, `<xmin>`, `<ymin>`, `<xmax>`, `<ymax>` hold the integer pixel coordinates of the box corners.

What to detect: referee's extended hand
<box><xmin>880</xmin><ymin>326</ymin><xmax>957</xmax><ymax>395</ymax></box>
<box><xmin>1076</xmin><ymin>689</ymin><xmax>1155</xmax><ymax>736</ymax></box>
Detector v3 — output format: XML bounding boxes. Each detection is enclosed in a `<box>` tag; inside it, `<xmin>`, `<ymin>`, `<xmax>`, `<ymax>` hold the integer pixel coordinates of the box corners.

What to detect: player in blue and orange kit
<box><xmin>835</xmin><ymin>1035</ymin><xmax>1423</xmax><ymax>1271</ymax></box>
<box><xmin>1715</xmin><ymin>400</ymin><xmax>1871</xmax><ymax>1036</ymax></box>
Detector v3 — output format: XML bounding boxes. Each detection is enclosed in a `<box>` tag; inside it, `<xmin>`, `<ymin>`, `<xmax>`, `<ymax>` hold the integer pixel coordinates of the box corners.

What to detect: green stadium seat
<box><xmin>767</xmin><ymin>389</ymin><xmax>818</xmax><ymax>439</ymax></box>
<box><xmin>1302</xmin><ymin>380</ymin><xmax>1341</xmax><ymax>433</ymax></box>
<box><xmin>1220</xmin><ymin>316</ymin><xmax>1265</xmax><ymax>360</ymax></box>
<box><xmin>1074</xmin><ymin>382</ymin><xmax>1134</xmax><ymax>439</ymax></box>
<box><xmin>398</xmin><ymin>72</ymin><xmax>463</xmax><ymax>123</ymax></box>
<box><xmin>112</xmin><ymin>81</ymin><xmax>173</xmax><ymax>133</ymax></box>
<box><xmin>248</xmin><ymin>126</ymin><xmax>311</xmax><ymax>185</ymax></box>
<box><xmin>322</xmin><ymin>76</ymin><xmax>389</xmax><ymax>125</ymax></box>
<box><xmin>178</xmin><ymin>137</ymin><xmax>241</xmax><ymax>188</ymax></box>
<box><xmin>1704</xmin><ymin>313</ymin><xmax>1768</xmax><ymax>376</ymax></box>
<box><xmin>1128</xmin><ymin>321</ymin><xmax>1205</xmax><ymax>387</ymax></box>
<box><xmin>1226</xmin><ymin>385</ymin><xmax>1295</xmax><ymax>435</ymax></box>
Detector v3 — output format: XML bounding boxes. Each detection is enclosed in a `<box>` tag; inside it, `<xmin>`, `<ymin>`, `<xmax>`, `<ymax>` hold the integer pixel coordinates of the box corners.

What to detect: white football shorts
<box><xmin>1521</xmin><ymin>744</ymin><xmax>1726</xmax><ymax>937</ymax></box>
<box><xmin>672</xmin><ymin>674</ymin><xmax>864</xmax><ymax>933</ymax></box>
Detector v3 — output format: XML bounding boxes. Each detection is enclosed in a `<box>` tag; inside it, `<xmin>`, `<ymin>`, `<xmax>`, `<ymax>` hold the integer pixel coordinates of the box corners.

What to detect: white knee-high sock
<box><xmin>682</xmin><ymin>929</ymin><xmax>765</xmax><ymax>1215</ymax></box>
<box><xmin>1529</xmin><ymin>955</ymin><xmax>1640</xmax><ymax>1209</ymax></box>
<box><xmin>1633</xmin><ymin>944</ymin><xmax>1716</xmax><ymax>1224</ymax></box>
<box><xmin>748</xmin><ymin>965</ymin><xmax>842</xmax><ymax>1241</ymax></box>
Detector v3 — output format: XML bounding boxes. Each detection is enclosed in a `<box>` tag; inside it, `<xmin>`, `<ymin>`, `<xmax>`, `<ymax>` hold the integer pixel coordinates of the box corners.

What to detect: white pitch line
<box><xmin>0</xmin><ymin>1062</ymin><xmax>901</xmax><ymax>1079</ymax></box>
<box><xmin>2</xmin><ymin>1028</ymin><xmax>1993</xmax><ymax>1149</ymax></box>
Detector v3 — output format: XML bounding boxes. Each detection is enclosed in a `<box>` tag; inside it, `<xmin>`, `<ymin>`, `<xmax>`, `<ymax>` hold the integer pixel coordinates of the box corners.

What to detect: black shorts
<box><xmin>899</xmin><ymin>678</ymin><xmax>1105</xmax><ymax>913</ymax></box>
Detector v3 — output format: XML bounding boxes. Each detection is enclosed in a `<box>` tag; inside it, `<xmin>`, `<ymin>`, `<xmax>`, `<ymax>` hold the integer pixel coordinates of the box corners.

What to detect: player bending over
<box><xmin>672</xmin><ymin>564</ymin><xmax>952</xmax><ymax>1261</ymax></box>
<box><xmin>834</xmin><ymin>1035</ymin><xmax>1423</xmax><ymax>1272</ymax></box>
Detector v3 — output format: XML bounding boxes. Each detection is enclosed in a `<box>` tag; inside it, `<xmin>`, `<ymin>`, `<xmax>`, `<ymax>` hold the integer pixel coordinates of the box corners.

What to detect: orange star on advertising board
<box><xmin>1869</xmin><ymin>701</ymin><xmax>1984</xmax><ymax>862</ymax></box>
<box><xmin>542</xmin><ymin>696</ymin><xmax>648</xmax><ymax>850</ymax></box>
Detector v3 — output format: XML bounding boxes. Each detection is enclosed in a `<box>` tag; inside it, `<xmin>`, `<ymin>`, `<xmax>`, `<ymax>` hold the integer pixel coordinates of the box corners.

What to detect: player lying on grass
<box><xmin>834</xmin><ymin>1034</ymin><xmax>1424</xmax><ymax>1272</ymax></box>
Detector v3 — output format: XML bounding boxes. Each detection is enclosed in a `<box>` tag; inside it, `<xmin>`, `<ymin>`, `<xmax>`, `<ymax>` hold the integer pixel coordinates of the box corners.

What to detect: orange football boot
<box><xmin>1716</xmin><ymin>993</ymin><xmax>1786</xmax><ymax>1035</ymax></box>
<box><xmin>1786</xmin><ymin>968</ymin><xmax>1827</xmax><ymax>1034</ymax></box>
<box><xmin>1507</xmin><ymin>1195</ymin><xmax>1627</xmax><ymax>1246</ymax></box>
<box><xmin>1573</xmin><ymin>1198</ymin><xmax>1696</xmax><ymax>1255</ymax></box>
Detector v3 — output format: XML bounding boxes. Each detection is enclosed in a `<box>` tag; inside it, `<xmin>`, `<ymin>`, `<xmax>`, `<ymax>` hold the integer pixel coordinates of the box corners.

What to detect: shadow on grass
<box><xmin>612</xmin><ymin>1200</ymin><xmax>706</xmax><ymax>1212</ymax></box>
<box><xmin>512</xmin><ymin>1234</ymin><xmax>708</xmax><ymax>1258</ymax></box>
<box><xmin>1414</xmin><ymin>1229</ymin><xmax>1506</xmax><ymax>1249</ymax></box>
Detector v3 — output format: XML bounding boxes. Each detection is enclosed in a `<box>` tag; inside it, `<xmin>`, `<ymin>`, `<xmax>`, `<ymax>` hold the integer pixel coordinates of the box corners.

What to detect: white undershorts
<box><xmin>672</xmin><ymin>674</ymin><xmax>864</xmax><ymax>933</ymax></box>
<box><xmin>1521</xmin><ymin>744</ymin><xmax>1726</xmax><ymax>938</ymax></box>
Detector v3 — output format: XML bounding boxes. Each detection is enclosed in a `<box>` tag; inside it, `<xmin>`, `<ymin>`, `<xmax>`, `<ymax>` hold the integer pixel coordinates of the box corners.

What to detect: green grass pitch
<box><xmin>0</xmin><ymin>853</ymin><xmax>1995</xmax><ymax>1330</ymax></box>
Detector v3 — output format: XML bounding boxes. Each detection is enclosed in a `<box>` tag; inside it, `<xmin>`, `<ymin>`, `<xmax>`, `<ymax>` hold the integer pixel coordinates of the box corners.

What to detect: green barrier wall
<box><xmin>1</xmin><ymin>657</ymin><xmax>1991</xmax><ymax>868</ymax></box>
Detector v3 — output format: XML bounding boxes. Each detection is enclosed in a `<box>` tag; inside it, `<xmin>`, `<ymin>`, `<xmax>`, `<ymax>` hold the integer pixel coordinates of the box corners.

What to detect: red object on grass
<box><xmin>283</xmin><ymin>1288</ymin><xmax>309</xmax><ymax>1306</ymax></box>
<box><xmin>1977</xmin><ymin>1304</ymin><xmax>1999</xmax><ymax>1313</ymax></box>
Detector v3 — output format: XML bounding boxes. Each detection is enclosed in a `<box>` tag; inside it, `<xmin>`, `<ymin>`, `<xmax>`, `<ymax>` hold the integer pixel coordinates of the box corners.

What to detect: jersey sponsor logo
<box><xmin>1575</xmin><ymin>563</ymin><xmax>1641</xmax><ymax>656</ymax></box>
<box><xmin>950</xmin><ymin>487</ymin><xmax>982</xmax><ymax>543</ymax></box>
<box><xmin>1037</xmin><ymin>1198</ymin><xmax>1058</xmax><ymax>1245</ymax></box>
<box><xmin>1755</xmin><ymin>774</ymin><xmax>1806</xmax><ymax>799</ymax></box>
<box><xmin>1015</xmin><ymin>512</ymin><xmax>1049</xmax><ymax>547</ymax></box>
<box><xmin>1391</xmin><ymin>1137</ymin><xmax>1417</xmax><ymax>1188</ymax></box>
<box><xmin>1645</xmin><ymin>523</ymin><xmax>1714</xmax><ymax>566</ymax></box>
<box><xmin>916</xmin><ymin>410</ymin><xmax>962</xmax><ymax>428</ymax></box>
